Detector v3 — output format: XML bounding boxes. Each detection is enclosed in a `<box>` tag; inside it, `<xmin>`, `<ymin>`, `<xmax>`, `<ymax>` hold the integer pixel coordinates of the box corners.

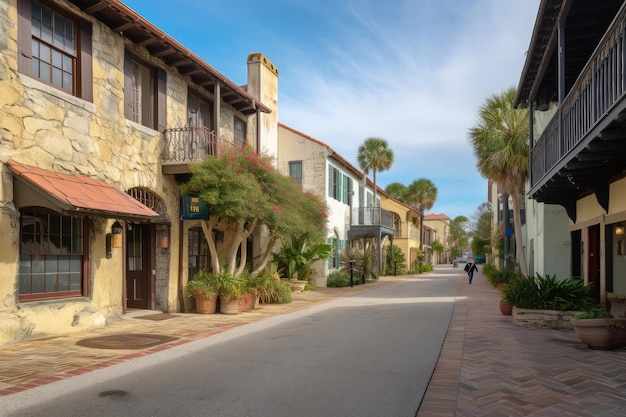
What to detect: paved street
<box><xmin>3</xmin><ymin>275</ymin><xmax>457</xmax><ymax>417</ymax></box>
<box><xmin>2</xmin><ymin>266</ymin><xmax>626</xmax><ymax>416</ymax></box>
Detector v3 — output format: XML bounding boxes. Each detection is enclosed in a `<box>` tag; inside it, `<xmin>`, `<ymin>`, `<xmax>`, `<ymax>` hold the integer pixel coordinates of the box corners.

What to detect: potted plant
<box><xmin>272</xmin><ymin>233</ymin><xmax>331</xmax><ymax>291</ymax></box>
<box><xmin>186</xmin><ymin>271</ymin><xmax>218</xmax><ymax>314</ymax></box>
<box><xmin>239</xmin><ymin>273</ymin><xmax>261</xmax><ymax>312</ymax></box>
<box><xmin>213</xmin><ymin>270</ymin><xmax>243</xmax><ymax>314</ymax></box>
<box><xmin>571</xmin><ymin>308</ymin><xmax>626</xmax><ymax>350</ymax></box>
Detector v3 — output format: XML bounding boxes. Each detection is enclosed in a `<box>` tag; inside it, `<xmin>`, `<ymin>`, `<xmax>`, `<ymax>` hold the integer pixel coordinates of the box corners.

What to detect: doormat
<box><xmin>134</xmin><ymin>313</ymin><xmax>180</xmax><ymax>321</ymax></box>
<box><xmin>76</xmin><ymin>333</ymin><xmax>178</xmax><ymax>350</ymax></box>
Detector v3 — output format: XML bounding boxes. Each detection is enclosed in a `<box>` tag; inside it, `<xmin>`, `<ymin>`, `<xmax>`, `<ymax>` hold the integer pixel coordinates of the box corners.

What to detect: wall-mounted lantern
<box><xmin>111</xmin><ymin>221</ymin><xmax>123</xmax><ymax>248</ymax></box>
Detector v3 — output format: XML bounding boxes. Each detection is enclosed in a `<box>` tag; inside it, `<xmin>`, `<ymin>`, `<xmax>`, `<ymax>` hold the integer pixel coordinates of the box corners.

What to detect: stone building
<box><xmin>0</xmin><ymin>0</ymin><xmax>277</xmax><ymax>346</ymax></box>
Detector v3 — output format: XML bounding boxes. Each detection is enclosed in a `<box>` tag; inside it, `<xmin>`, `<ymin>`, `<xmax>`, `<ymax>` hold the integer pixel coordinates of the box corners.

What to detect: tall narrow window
<box><xmin>234</xmin><ymin>117</ymin><xmax>246</xmax><ymax>148</ymax></box>
<box><xmin>124</xmin><ymin>51</ymin><xmax>165</xmax><ymax>130</ymax></box>
<box><xmin>289</xmin><ymin>161</ymin><xmax>303</xmax><ymax>188</ymax></box>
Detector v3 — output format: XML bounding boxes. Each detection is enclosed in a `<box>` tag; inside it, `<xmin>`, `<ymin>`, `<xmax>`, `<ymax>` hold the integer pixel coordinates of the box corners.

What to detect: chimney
<box><xmin>247</xmin><ymin>52</ymin><xmax>279</xmax><ymax>159</ymax></box>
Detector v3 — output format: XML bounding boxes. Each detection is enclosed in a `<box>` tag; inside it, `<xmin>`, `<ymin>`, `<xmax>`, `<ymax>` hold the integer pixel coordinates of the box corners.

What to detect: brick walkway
<box><xmin>418</xmin><ymin>267</ymin><xmax>626</xmax><ymax>417</ymax></box>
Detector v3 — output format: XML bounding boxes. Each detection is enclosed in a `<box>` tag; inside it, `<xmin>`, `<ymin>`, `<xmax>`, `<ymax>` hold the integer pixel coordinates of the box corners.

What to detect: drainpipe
<box><xmin>177</xmin><ymin>220</ymin><xmax>185</xmax><ymax>312</ymax></box>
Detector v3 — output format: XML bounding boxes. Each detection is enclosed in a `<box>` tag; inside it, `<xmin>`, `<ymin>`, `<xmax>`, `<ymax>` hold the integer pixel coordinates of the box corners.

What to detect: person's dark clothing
<box><xmin>466</xmin><ymin>262</ymin><xmax>478</xmax><ymax>284</ymax></box>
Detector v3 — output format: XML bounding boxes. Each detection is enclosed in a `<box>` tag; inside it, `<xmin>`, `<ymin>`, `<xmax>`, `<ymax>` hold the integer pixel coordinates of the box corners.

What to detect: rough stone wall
<box><xmin>0</xmin><ymin>0</ymin><xmax>251</xmax><ymax>345</ymax></box>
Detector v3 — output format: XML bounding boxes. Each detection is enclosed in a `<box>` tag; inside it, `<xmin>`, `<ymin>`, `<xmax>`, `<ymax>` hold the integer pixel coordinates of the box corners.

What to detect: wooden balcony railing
<box><xmin>531</xmin><ymin>4</ymin><xmax>626</xmax><ymax>187</ymax></box>
<box><xmin>350</xmin><ymin>207</ymin><xmax>394</xmax><ymax>229</ymax></box>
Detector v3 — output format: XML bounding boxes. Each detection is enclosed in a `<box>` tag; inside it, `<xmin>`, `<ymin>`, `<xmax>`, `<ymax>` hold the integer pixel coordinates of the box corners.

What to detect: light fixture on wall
<box><xmin>111</xmin><ymin>221</ymin><xmax>123</xmax><ymax>248</ymax></box>
<box><xmin>616</xmin><ymin>223</ymin><xmax>625</xmax><ymax>256</ymax></box>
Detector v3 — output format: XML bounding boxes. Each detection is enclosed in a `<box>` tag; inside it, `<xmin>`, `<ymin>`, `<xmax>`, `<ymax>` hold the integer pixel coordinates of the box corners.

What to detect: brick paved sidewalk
<box><xmin>418</xmin><ymin>267</ymin><xmax>626</xmax><ymax>417</ymax></box>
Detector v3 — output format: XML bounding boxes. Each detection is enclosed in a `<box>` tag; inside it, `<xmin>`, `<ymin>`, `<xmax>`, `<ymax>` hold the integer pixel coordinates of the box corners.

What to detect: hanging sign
<box><xmin>180</xmin><ymin>194</ymin><xmax>208</xmax><ymax>220</ymax></box>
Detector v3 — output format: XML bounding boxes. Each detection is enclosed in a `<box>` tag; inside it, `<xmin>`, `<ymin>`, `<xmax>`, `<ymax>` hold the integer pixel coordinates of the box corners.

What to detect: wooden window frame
<box><xmin>18</xmin><ymin>208</ymin><xmax>90</xmax><ymax>301</ymax></box>
<box><xmin>123</xmin><ymin>50</ymin><xmax>166</xmax><ymax>131</ymax></box>
<box><xmin>234</xmin><ymin>116</ymin><xmax>246</xmax><ymax>148</ymax></box>
<box><xmin>17</xmin><ymin>0</ymin><xmax>92</xmax><ymax>101</ymax></box>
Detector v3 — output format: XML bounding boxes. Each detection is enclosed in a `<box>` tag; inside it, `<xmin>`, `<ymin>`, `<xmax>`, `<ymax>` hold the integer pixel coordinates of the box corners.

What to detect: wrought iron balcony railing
<box><xmin>162</xmin><ymin>126</ymin><xmax>217</xmax><ymax>163</ymax></box>
<box><xmin>350</xmin><ymin>207</ymin><xmax>394</xmax><ymax>229</ymax></box>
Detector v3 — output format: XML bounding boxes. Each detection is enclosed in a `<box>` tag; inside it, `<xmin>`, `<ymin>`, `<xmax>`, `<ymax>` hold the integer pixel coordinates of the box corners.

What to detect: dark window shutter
<box><xmin>79</xmin><ymin>19</ymin><xmax>93</xmax><ymax>102</ymax></box>
<box><xmin>123</xmin><ymin>51</ymin><xmax>132</xmax><ymax>120</ymax></box>
<box><xmin>17</xmin><ymin>0</ymin><xmax>32</xmax><ymax>75</ymax></box>
<box><xmin>157</xmin><ymin>68</ymin><xmax>166</xmax><ymax>132</ymax></box>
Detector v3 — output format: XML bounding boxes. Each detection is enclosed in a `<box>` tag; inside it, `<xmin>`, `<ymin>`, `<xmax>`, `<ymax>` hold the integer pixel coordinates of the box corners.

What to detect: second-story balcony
<box><xmin>526</xmin><ymin>3</ymin><xmax>626</xmax><ymax>221</ymax></box>
<box><xmin>348</xmin><ymin>207</ymin><xmax>394</xmax><ymax>242</ymax></box>
<box><xmin>161</xmin><ymin>127</ymin><xmax>246</xmax><ymax>175</ymax></box>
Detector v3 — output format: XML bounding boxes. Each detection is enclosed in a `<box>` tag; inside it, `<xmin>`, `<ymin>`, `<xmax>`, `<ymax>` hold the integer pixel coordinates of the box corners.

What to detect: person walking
<box><xmin>465</xmin><ymin>262</ymin><xmax>478</xmax><ymax>284</ymax></box>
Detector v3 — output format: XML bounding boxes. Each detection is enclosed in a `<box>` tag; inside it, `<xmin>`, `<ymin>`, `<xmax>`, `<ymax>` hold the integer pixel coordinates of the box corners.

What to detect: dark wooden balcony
<box><xmin>348</xmin><ymin>207</ymin><xmax>394</xmax><ymax>241</ymax></box>
<box><xmin>530</xmin><ymin>4</ymin><xmax>626</xmax><ymax>220</ymax></box>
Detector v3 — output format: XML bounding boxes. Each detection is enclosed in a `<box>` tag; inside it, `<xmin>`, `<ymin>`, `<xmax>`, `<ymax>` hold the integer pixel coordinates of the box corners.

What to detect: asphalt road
<box><xmin>4</xmin><ymin>272</ymin><xmax>458</xmax><ymax>417</ymax></box>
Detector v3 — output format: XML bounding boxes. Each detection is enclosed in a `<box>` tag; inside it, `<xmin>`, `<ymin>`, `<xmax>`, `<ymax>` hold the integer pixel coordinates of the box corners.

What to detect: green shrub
<box><xmin>420</xmin><ymin>263</ymin><xmax>433</xmax><ymax>273</ymax></box>
<box><xmin>327</xmin><ymin>270</ymin><xmax>351</xmax><ymax>287</ymax></box>
<box><xmin>255</xmin><ymin>272</ymin><xmax>293</xmax><ymax>304</ymax></box>
<box><xmin>384</xmin><ymin>245</ymin><xmax>407</xmax><ymax>275</ymax></box>
<box><xmin>483</xmin><ymin>264</ymin><xmax>522</xmax><ymax>287</ymax></box>
<box><xmin>502</xmin><ymin>274</ymin><xmax>596</xmax><ymax>311</ymax></box>
<box><xmin>574</xmin><ymin>308</ymin><xmax>612</xmax><ymax>320</ymax></box>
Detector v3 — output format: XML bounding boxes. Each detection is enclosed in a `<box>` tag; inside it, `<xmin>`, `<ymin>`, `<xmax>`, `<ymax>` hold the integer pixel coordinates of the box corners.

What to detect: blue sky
<box><xmin>122</xmin><ymin>0</ymin><xmax>540</xmax><ymax>221</ymax></box>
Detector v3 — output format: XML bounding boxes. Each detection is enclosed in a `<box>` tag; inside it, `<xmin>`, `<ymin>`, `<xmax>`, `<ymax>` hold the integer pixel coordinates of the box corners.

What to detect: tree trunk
<box><xmin>250</xmin><ymin>234</ymin><xmax>278</xmax><ymax>275</ymax></box>
<box><xmin>511</xmin><ymin>188</ymin><xmax>528</xmax><ymax>276</ymax></box>
<box><xmin>201</xmin><ymin>218</ymin><xmax>220</xmax><ymax>272</ymax></box>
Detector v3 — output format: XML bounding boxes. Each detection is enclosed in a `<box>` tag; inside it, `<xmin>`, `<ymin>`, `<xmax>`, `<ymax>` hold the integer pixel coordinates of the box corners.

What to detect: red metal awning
<box><xmin>8</xmin><ymin>160</ymin><xmax>159</xmax><ymax>220</ymax></box>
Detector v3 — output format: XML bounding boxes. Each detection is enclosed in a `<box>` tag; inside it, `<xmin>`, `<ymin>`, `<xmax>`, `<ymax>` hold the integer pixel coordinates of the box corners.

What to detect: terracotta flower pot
<box><xmin>239</xmin><ymin>293</ymin><xmax>254</xmax><ymax>312</ymax></box>
<box><xmin>571</xmin><ymin>318</ymin><xmax>626</xmax><ymax>349</ymax></box>
<box><xmin>194</xmin><ymin>295</ymin><xmax>217</xmax><ymax>314</ymax></box>
<box><xmin>219</xmin><ymin>296</ymin><xmax>241</xmax><ymax>315</ymax></box>
<box><xmin>499</xmin><ymin>300</ymin><xmax>513</xmax><ymax>316</ymax></box>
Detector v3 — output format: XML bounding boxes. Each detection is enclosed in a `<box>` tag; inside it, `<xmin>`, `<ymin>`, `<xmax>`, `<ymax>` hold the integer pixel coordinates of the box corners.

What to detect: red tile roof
<box><xmin>9</xmin><ymin>160</ymin><xmax>158</xmax><ymax>219</ymax></box>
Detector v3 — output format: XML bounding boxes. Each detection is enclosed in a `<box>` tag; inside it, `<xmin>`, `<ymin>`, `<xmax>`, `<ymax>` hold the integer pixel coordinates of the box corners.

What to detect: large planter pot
<box><xmin>194</xmin><ymin>295</ymin><xmax>217</xmax><ymax>314</ymax></box>
<box><xmin>219</xmin><ymin>296</ymin><xmax>241</xmax><ymax>315</ymax></box>
<box><xmin>239</xmin><ymin>293</ymin><xmax>255</xmax><ymax>312</ymax></box>
<box><xmin>288</xmin><ymin>280</ymin><xmax>307</xmax><ymax>292</ymax></box>
<box><xmin>499</xmin><ymin>300</ymin><xmax>513</xmax><ymax>316</ymax></box>
<box><xmin>571</xmin><ymin>318</ymin><xmax>626</xmax><ymax>350</ymax></box>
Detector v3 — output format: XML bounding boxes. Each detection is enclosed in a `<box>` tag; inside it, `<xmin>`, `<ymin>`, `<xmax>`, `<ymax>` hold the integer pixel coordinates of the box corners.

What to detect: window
<box><xmin>328</xmin><ymin>238</ymin><xmax>347</xmax><ymax>269</ymax></box>
<box><xmin>289</xmin><ymin>161</ymin><xmax>302</xmax><ymax>188</ymax></box>
<box><xmin>188</xmin><ymin>227</ymin><xmax>211</xmax><ymax>279</ymax></box>
<box><xmin>328</xmin><ymin>166</ymin><xmax>353</xmax><ymax>205</ymax></box>
<box><xmin>18</xmin><ymin>209</ymin><xmax>87</xmax><ymax>300</ymax></box>
<box><xmin>234</xmin><ymin>117</ymin><xmax>246</xmax><ymax>148</ymax></box>
<box><xmin>124</xmin><ymin>51</ymin><xmax>166</xmax><ymax>131</ymax></box>
<box><xmin>17</xmin><ymin>0</ymin><xmax>92</xmax><ymax>100</ymax></box>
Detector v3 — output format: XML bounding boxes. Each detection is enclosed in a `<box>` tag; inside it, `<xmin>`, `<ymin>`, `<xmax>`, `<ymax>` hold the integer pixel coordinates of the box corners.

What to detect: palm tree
<box><xmin>469</xmin><ymin>87</ymin><xmax>529</xmax><ymax>275</ymax></box>
<box><xmin>384</xmin><ymin>182</ymin><xmax>407</xmax><ymax>201</ymax></box>
<box><xmin>357</xmin><ymin>137</ymin><xmax>394</xmax><ymax>206</ymax></box>
<box><xmin>405</xmin><ymin>178</ymin><xmax>438</xmax><ymax>250</ymax></box>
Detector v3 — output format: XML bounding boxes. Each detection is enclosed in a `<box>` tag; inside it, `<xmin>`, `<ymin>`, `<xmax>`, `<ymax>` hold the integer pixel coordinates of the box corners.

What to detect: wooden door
<box><xmin>126</xmin><ymin>224</ymin><xmax>152</xmax><ymax>309</ymax></box>
<box><xmin>587</xmin><ymin>225</ymin><xmax>600</xmax><ymax>302</ymax></box>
